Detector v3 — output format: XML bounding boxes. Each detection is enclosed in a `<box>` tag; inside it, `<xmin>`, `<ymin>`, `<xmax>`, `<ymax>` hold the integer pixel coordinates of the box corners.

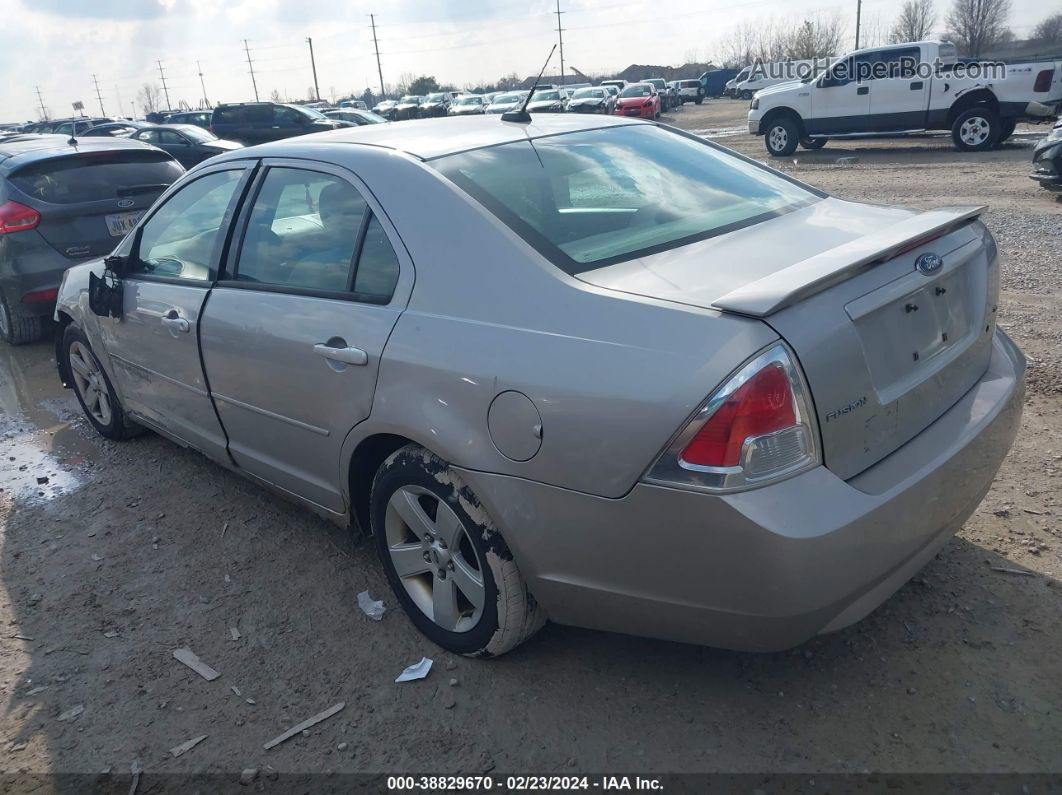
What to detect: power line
<box><xmin>197</xmin><ymin>59</ymin><xmax>210</xmax><ymax>107</ymax></box>
<box><xmin>92</xmin><ymin>73</ymin><xmax>106</xmax><ymax>116</ymax></box>
<box><xmin>307</xmin><ymin>37</ymin><xmax>321</xmax><ymax>101</ymax></box>
<box><xmin>243</xmin><ymin>39</ymin><xmax>260</xmax><ymax>101</ymax></box>
<box><xmin>554</xmin><ymin>0</ymin><xmax>566</xmax><ymax>86</ymax></box>
<box><xmin>369</xmin><ymin>14</ymin><xmax>385</xmax><ymax>97</ymax></box>
<box><xmin>157</xmin><ymin>60</ymin><xmax>172</xmax><ymax>110</ymax></box>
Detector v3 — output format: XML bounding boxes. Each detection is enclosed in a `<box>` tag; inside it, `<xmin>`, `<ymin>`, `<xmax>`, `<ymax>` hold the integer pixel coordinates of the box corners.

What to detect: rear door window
<box><xmin>9</xmin><ymin>151</ymin><xmax>184</xmax><ymax>204</ymax></box>
<box><xmin>233</xmin><ymin>166</ymin><xmax>401</xmax><ymax>301</ymax></box>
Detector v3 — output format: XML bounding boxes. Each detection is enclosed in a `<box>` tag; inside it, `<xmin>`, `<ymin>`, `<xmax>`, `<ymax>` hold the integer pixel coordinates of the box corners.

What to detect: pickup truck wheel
<box><xmin>800</xmin><ymin>137</ymin><xmax>828</xmax><ymax>150</ymax></box>
<box><xmin>765</xmin><ymin>116</ymin><xmax>800</xmax><ymax>156</ymax></box>
<box><xmin>695</xmin><ymin>96</ymin><xmax>703</xmax><ymax>105</ymax></box>
<box><xmin>997</xmin><ymin>119</ymin><xmax>1017</xmax><ymax>145</ymax></box>
<box><xmin>952</xmin><ymin>108</ymin><xmax>1001</xmax><ymax>151</ymax></box>
<box><xmin>371</xmin><ymin>444</ymin><xmax>546</xmax><ymax>657</ymax></box>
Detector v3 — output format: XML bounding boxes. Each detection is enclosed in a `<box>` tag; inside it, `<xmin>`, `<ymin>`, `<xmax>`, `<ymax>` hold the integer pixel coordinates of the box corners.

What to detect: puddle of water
<box><xmin>0</xmin><ymin>341</ymin><xmax>94</xmax><ymax>504</ymax></box>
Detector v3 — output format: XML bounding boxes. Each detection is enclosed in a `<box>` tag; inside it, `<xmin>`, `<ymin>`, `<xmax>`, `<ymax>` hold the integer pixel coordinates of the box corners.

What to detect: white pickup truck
<box><xmin>748</xmin><ymin>40</ymin><xmax>1062</xmax><ymax>156</ymax></box>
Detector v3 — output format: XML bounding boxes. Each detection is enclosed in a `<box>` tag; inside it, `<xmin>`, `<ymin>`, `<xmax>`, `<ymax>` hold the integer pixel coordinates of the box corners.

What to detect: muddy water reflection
<box><xmin>0</xmin><ymin>341</ymin><xmax>93</xmax><ymax>504</ymax></box>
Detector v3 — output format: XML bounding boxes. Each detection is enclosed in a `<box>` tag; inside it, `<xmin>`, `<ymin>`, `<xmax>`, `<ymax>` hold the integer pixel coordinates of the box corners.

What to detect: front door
<box><xmin>808</xmin><ymin>53</ymin><xmax>876</xmax><ymax>135</ymax></box>
<box><xmin>198</xmin><ymin>160</ymin><xmax>409</xmax><ymax>513</ymax></box>
<box><xmin>98</xmin><ymin>164</ymin><xmax>253</xmax><ymax>460</ymax></box>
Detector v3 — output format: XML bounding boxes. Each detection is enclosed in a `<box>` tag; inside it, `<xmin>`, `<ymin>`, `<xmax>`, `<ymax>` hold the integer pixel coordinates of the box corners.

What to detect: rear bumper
<box><xmin>460</xmin><ymin>329</ymin><xmax>1025</xmax><ymax>651</ymax></box>
<box><xmin>0</xmin><ymin>235</ymin><xmax>77</xmax><ymax>317</ymax></box>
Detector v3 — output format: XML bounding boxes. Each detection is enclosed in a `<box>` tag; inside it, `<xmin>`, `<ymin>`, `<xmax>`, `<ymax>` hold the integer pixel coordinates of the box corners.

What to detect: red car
<box><xmin>613</xmin><ymin>83</ymin><xmax>660</xmax><ymax>119</ymax></box>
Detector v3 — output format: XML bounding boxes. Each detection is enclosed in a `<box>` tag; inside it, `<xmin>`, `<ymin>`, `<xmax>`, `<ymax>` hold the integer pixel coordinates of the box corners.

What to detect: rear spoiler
<box><xmin>711</xmin><ymin>205</ymin><xmax>987</xmax><ymax>318</ymax></box>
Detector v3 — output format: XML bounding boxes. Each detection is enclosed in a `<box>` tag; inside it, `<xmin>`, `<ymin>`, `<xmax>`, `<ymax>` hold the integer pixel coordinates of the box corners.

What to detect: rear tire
<box><xmin>0</xmin><ymin>288</ymin><xmax>44</xmax><ymax>345</ymax></box>
<box><xmin>740</xmin><ymin>90</ymin><xmax>753</xmax><ymax>100</ymax></box>
<box><xmin>996</xmin><ymin>118</ymin><xmax>1017</xmax><ymax>145</ymax></box>
<box><xmin>62</xmin><ymin>324</ymin><xmax>142</xmax><ymax>441</ymax></box>
<box><xmin>951</xmin><ymin>107</ymin><xmax>1001</xmax><ymax>151</ymax></box>
<box><xmin>765</xmin><ymin>115</ymin><xmax>800</xmax><ymax>156</ymax></box>
<box><xmin>370</xmin><ymin>444</ymin><xmax>546</xmax><ymax>657</ymax></box>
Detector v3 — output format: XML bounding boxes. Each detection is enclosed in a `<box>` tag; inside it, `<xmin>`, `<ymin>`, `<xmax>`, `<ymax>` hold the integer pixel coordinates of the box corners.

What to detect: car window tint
<box><xmin>159</xmin><ymin>130</ymin><xmax>185</xmax><ymax>145</ymax></box>
<box><xmin>137</xmin><ymin>129</ymin><xmax>161</xmax><ymax>143</ymax></box>
<box><xmin>135</xmin><ymin>170</ymin><xmax>243</xmax><ymax>281</ymax></box>
<box><xmin>236</xmin><ymin>168</ymin><xmax>367</xmax><ymax>293</ymax></box>
<box><xmin>434</xmin><ymin>125</ymin><xmax>817</xmax><ymax>274</ymax></box>
<box><xmin>273</xmin><ymin>106</ymin><xmax>303</xmax><ymax>126</ymax></box>
<box><xmin>353</xmin><ymin>215</ymin><xmax>400</xmax><ymax>300</ymax></box>
<box><xmin>9</xmin><ymin>150</ymin><xmax>183</xmax><ymax>204</ymax></box>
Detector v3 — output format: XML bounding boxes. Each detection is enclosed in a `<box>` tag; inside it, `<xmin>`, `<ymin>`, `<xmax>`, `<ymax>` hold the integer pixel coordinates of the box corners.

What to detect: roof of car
<box><xmin>0</xmin><ymin>135</ymin><xmax>162</xmax><ymax>173</ymax></box>
<box><xmin>239</xmin><ymin>113</ymin><xmax>643</xmax><ymax>161</ymax></box>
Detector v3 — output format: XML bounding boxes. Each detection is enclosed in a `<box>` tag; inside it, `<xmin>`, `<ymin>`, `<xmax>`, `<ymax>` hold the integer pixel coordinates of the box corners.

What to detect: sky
<box><xmin>0</xmin><ymin>0</ymin><xmax>1053</xmax><ymax>122</ymax></box>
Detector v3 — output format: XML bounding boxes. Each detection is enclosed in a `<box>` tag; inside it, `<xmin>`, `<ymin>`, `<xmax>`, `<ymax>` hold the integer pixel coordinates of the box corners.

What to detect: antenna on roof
<box><xmin>502</xmin><ymin>44</ymin><xmax>556</xmax><ymax>123</ymax></box>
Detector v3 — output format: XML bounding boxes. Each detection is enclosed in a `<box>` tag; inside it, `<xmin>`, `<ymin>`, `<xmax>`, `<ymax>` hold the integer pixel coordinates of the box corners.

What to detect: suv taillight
<box><xmin>644</xmin><ymin>344</ymin><xmax>819</xmax><ymax>492</ymax></box>
<box><xmin>0</xmin><ymin>200</ymin><xmax>41</xmax><ymax>235</ymax></box>
<box><xmin>1034</xmin><ymin>68</ymin><xmax>1054</xmax><ymax>93</ymax></box>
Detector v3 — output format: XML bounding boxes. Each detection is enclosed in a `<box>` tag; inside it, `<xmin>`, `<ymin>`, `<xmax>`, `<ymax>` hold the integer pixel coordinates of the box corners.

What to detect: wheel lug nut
<box><xmin>448</xmin><ymin>561</ymin><xmax>455</xmax><ymax>571</ymax></box>
<box><xmin>423</xmin><ymin>552</ymin><xmax>430</xmax><ymax>562</ymax></box>
<box><xmin>438</xmin><ymin>569</ymin><xmax>446</xmax><ymax>580</ymax></box>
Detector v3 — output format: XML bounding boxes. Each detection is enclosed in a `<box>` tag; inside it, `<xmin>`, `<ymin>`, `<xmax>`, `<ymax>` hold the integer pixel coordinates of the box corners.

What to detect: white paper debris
<box><xmin>57</xmin><ymin>704</ymin><xmax>84</xmax><ymax>722</ymax></box>
<box><xmin>357</xmin><ymin>591</ymin><xmax>385</xmax><ymax>621</ymax></box>
<box><xmin>395</xmin><ymin>657</ymin><xmax>433</xmax><ymax>683</ymax></box>
<box><xmin>169</xmin><ymin>735</ymin><xmax>207</xmax><ymax>758</ymax></box>
<box><xmin>173</xmin><ymin>647</ymin><xmax>221</xmax><ymax>681</ymax></box>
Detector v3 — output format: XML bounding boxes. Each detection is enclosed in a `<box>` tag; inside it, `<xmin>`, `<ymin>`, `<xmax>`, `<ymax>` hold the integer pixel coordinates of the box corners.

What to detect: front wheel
<box><xmin>371</xmin><ymin>444</ymin><xmax>546</xmax><ymax>657</ymax></box>
<box><xmin>62</xmin><ymin>323</ymin><xmax>142</xmax><ymax>441</ymax></box>
<box><xmin>800</xmin><ymin>137</ymin><xmax>828</xmax><ymax>150</ymax></box>
<box><xmin>952</xmin><ymin>107</ymin><xmax>1001</xmax><ymax>151</ymax></box>
<box><xmin>764</xmin><ymin>116</ymin><xmax>800</xmax><ymax>156</ymax></box>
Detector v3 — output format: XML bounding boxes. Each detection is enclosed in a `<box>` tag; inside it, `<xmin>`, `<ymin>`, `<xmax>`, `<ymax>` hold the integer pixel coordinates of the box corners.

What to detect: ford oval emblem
<box><xmin>117</xmin><ymin>198</ymin><xmax>135</xmax><ymax>209</ymax></box>
<box><xmin>915</xmin><ymin>252</ymin><xmax>943</xmax><ymax>275</ymax></box>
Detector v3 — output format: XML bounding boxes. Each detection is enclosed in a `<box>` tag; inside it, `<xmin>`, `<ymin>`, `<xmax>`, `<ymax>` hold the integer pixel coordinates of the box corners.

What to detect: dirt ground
<box><xmin>1</xmin><ymin>100</ymin><xmax>1060</xmax><ymax>783</ymax></box>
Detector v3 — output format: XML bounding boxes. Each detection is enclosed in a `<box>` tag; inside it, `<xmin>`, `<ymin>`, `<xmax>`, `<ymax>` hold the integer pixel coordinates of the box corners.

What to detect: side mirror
<box><xmin>90</xmin><ymin>256</ymin><xmax>127</xmax><ymax>319</ymax></box>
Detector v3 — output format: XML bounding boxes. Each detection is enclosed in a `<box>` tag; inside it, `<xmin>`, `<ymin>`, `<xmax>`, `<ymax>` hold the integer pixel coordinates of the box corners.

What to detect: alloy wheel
<box><xmin>68</xmin><ymin>340</ymin><xmax>113</xmax><ymax>426</ymax></box>
<box><xmin>960</xmin><ymin>116</ymin><xmax>990</xmax><ymax>147</ymax></box>
<box><xmin>384</xmin><ymin>485</ymin><xmax>486</xmax><ymax>633</ymax></box>
<box><xmin>769</xmin><ymin>125</ymin><xmax>789</xmax><ymax>153</ymax></box>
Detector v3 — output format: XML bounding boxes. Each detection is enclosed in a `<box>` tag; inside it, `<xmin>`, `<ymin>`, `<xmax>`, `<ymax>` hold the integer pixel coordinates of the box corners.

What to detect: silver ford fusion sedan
<box><xmin>54</xmin><ymin>115</ymin><xmax>1025</xmax><ymax>657</ymax></box>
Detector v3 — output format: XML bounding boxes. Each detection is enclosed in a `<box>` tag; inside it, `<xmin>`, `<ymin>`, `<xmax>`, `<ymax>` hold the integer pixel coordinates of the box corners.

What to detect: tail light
<box><xmin>1034</xmin><ymin>68</ymin><xmax>1054</xmax><ymax>93</ymax></box>
<box><xmin>22</xmin><ymin>287</ymin><xmax>58</xmax><ymax>304</ymax></box>
<box><xmin>0</xmin><ymin>200</ymin><xmax>41</xmax><ymax>235</ymax></box>
<box><xmin>645</xmin><ymin>344</ymin><xmax>819</xmax><ymax>492</ymax></box>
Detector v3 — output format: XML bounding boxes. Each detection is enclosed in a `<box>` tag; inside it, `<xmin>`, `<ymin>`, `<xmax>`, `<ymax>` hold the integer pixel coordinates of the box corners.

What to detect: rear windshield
<box><xmin>432</xmin><ymin>125</ymin><xmax>819</xmax><ymax>274</ymax></box>
<box><xmin>10</xmin><ymin>151</ymin><xmax>183</xmax><ymax>204</ymax></box>
<box><xmin>620</xmin><ymin>85</ymin><xmax>652</xmax><ymax>97</ymax></box>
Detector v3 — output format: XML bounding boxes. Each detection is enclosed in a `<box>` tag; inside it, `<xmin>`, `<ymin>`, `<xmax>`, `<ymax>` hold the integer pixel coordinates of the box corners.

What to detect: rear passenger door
<box><xmin>868</xmin><ymin>47</ymin><xmax>927</xmax><ymax>130</ymax></box>
<box><xmin>199</xmin><ymin>160</ymin><xmax>411</xmax><ymax>514</ymax></box>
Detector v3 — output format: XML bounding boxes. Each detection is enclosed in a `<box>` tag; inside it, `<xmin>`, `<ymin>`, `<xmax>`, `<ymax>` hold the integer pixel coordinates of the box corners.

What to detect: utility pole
<box><xmin>369</xmin><ymin>14</ymin><xmax>385</xmax><ymax>98</ymax></box>
<box><xmin>554</xmin><ymin>0</ymin><xmax>566</xmax><ymax>87</ymax></box>
<box><xmin>92</xmin><ymin>74</ymin><xmax>106</xmax><ymax>115</ymax></box>
<box><xmin>307</xmin><ymin>38</ymin><xmax>321</xmax><ymax>102</ymax></box>
<box><xmin>35</xmin><ymin>86</ymin><xmax>48</xmax><ymax>120</ymax></box>
<box><xmin>157</xmin><ymin>60</ymin><xmax>172</xmax><ymax>110</ymax></box>
<box><xmin>243</xmin><ymin>40</ymin><xmax>260</xmax><ymax>102</ymax></box>
<box><xmin>854</xmin><ymin>0</ymin><xmax>862</xmax><ymax>49</ymax></box>
<box><xmin>197</xmin><ymin>60</ymin><xmax>210</xmax><ymax>108</ymax></box>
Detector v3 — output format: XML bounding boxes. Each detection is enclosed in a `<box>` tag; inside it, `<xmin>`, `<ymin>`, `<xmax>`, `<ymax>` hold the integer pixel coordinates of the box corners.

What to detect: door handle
<box><xmin>910</xmin><ymin>81</ymin><xmax>924</xmax><ymax>90</ymax></box>
<box><xmin>856</xmin><ymin>86</ymin><xmax>869</xmax><ymax>95</ymax></box>
<box><xmin>161</xmin><ymin>310</ymin><xmax>190</xmax><ymax>334</ymax></box>
<box><xmin>313</xmin><ymin>343</ymin><xmax>368</xmax><ymax>366</ymax></box>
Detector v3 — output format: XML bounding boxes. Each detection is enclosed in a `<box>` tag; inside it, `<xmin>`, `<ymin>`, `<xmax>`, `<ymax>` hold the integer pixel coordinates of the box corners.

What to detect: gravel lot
<box><xmin>1</xmin><ymin>100</ymin><xmax>1060</xmax><ymax>783</ymax></box>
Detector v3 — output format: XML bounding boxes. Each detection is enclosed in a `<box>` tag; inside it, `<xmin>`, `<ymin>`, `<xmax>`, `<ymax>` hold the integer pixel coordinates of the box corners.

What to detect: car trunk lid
<box><xmin>579</xmin><ymin>198</ymin><xmax>998</xmax><ymax>480</ymax></box>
